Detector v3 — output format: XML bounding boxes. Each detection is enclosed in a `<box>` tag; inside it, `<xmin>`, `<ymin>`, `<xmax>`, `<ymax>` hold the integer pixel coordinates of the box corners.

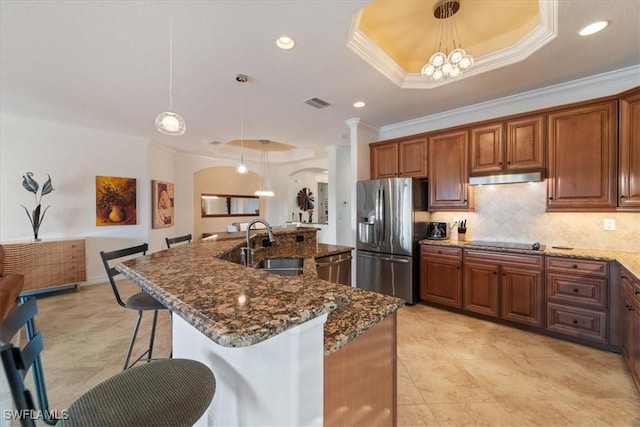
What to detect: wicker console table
<box><xmin>2</xmin><ymin>239</ymin><xmax>86</xmax><ymax>296</ymax></box>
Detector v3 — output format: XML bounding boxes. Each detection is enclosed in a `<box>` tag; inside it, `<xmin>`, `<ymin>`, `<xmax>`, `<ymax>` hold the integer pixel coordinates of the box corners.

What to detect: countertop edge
<box><xmin>419</xmin><ymin>239</ymin><xmax>640</xmax><ymax>281</ymax></box>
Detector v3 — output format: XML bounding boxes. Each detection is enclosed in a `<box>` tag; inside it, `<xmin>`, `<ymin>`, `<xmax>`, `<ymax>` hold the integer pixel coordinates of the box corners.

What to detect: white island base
<box><xmin>173</xmin><ymin>314</ymin><xmax>328</xmax><ymax>427</ymax></box>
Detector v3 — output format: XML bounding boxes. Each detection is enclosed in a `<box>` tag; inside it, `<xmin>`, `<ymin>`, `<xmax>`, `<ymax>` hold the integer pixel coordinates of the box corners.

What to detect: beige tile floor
<box><xmin>21</xmin><ymin>282</ymin><xmax>640</xmax><ymax>426</ymax></box>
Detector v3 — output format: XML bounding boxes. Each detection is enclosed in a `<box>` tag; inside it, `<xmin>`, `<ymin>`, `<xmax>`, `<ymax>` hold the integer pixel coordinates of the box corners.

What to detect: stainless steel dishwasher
<box><xmin>315</xmin><ymin>251</ymin><xmax>352</xmax><ymax>285</ymax></box>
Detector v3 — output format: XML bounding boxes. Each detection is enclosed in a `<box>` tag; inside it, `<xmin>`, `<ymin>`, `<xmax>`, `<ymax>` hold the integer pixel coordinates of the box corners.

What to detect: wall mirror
<box><xmin>201</xmin><ymin>194</ymin><xmax>260</xmax><ymax>217</ymax></box>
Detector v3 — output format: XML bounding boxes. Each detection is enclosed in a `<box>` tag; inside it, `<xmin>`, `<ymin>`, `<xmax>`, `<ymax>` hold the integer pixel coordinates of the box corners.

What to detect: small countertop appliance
<box><xmin>426</xmin><ymin>222</ymin><xmax>449</xmax><ymax>240</ymax></box>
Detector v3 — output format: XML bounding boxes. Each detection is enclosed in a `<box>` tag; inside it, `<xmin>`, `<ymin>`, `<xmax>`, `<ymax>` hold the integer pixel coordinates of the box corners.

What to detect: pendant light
<box><xmin>155</xmin><ymin>6</ymin><xmax>186</xmax><ymax>136</ymax></box>
<box><xmin>236</xmin><ymin>74</ymin><xmax>248</xmax><ymax>174</ymax></box>
<box><xmin>421</xmin><ymin>0</ymin><xmax>474</xmax><ymax>82</ymax></box>
<box><xmin>254</xmin><ymin>140</ymin><xmax>274</xmax><ymax>197</ymax></box>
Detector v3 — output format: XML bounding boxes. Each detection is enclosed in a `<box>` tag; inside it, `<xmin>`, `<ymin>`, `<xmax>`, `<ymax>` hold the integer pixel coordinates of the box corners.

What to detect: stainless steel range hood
<box><xmin>469</xmin><ymin>171</ymin><xmax>543</xmax><ymax>186</ymax></box>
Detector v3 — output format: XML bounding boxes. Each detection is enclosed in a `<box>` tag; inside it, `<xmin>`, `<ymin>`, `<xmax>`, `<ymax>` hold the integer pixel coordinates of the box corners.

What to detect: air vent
<box><xmin>304</xmin><ymin>97</ymin><xmax>330</xmax><ymax>109</ymax></box>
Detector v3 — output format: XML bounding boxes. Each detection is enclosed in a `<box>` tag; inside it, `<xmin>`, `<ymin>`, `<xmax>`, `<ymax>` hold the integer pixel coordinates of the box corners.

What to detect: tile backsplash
<box><xmin>428</xmin><ymin>182</ymin><xmax>640</xmax><ymax>252</ymax></box>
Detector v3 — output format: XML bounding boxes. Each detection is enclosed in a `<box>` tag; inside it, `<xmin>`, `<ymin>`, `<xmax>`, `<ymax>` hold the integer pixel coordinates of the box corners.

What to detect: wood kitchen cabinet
<box><xmin>370</xmin><ymin>136</ymin><xmax>427</xmax><ymax>179</ymax></box>
<box><xmin>463</xmin><ymin>249</ymin><xmax>543</xmax><ymax>327</ymax></box>
<box><xmin>545</xmin><ymin>256</ymin><xmax>610</xmax><ymax>344</ymax></box>
<box><xmin>620</xmin><ymin>267</ymin><xmax>640</xmax><ymax>392</ymax></box>
<box><xmin>547</xmin><ymin>100</ymin><xmax>618</xmax><ymax>211</ymax></box>
<box><xmin>618</xmin><ymin>87</ymin><xmax>640</xmax><ymax>210</ymax></box>
<box><xmin>427</xmin><ymin>130</ymin><xmax>473</xmax><ymax>211</ymax></box>
<box><xmin>469</xmin><ymin>115</ymin><xmax>545</xmax><ymax>176</ymax></box>
<box><xmin>420</xmin><ymin>246</ymin><xmax>462</xmax><ymax>308</ymax></box>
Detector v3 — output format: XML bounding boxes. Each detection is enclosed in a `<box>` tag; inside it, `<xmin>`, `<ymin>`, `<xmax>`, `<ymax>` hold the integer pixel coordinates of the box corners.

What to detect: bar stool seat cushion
<box><xmin>125</xmin><ymin>292</ymin><xmax>166</xmax><ymax>311</ymax></box>
<box><xmin>58</xmin><ymin>358</ymin><xmax>215</xmax><ymax>427</ymax></box>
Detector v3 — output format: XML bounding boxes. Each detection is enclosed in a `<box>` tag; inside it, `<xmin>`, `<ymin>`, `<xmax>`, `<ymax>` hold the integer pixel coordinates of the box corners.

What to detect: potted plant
<box><xmin>21</xmin><ymin>172</ymin><xmax>54</xmax><ymax>242</ymax></box>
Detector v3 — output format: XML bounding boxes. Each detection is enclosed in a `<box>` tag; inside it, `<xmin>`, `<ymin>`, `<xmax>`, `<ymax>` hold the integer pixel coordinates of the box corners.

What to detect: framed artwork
<box><xmin>152</xmin><ymin>180</ymin><xmax>175</xmax><ymax>228</ymax></box>
<box><xmin>95</xmin><ymin>175</ymin><xmax>137</xmax><ymax>226</ymax></box>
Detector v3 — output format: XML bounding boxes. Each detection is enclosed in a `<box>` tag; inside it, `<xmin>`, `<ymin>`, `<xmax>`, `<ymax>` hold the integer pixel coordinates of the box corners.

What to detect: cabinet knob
<box><xmin>548</xmin><ymin>197</ymin><xmax>553</xmax><ymax>200</ymax></box>
<box><xmin>627</xmin><ymin>305</ymin><xmax>634</xmax><ymax>311</ymax></box>
<box><xmin>573</xmin><ymin>288</ymin><xmax>579</xmax><ymax>293</ymax></box>
<box><xmin>620</xmin><ymin>195</ymin><xmax>626</xmax><ymax>199</ymax></box>
<box><xmin>498</xmin><ymin>162</ymin><xmax>502</xmax><ymax>165</ymax></box>
<box><xmin>507</xmin><ymin>161</ymin><xmax>511</xmax><ymax>164</ymax></box>
<box><xmin>572</xmin><ymin>319</ymin><xmax>578</xmax><ymax>325</ymax></box>
<box><xmin>493</xmin><ymin>271</ymin><xmax>497</xmax><ymax>275</ymax></box>
<box><xmin>636</xmin><ymin>291</ymin><xmax>640</xmax><ymax>296</ymax></box>
<box><xmin>572</xmin><ymin>264</ymin><xmax>578</xmax><ymax>269</ymax></box>
<box><xmin>438</xmin><ymin>250</ymin><xmax>442</xmax><ymax>254</ymax></box>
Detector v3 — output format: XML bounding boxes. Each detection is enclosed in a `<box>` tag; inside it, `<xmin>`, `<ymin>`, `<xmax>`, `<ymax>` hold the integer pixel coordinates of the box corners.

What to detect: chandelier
<box><xmin>155</xmin><ymin>7</ymin><xmax>186</xmax><ymax>135</ymax></box>
<box><xmin>421</xmin><ymin>0</ymin><xmax>474</xmax><ymax>82</ymax></box>
<box><xmin>254</xmin><ymin>140</ymin><xmax>274</xmax><ymax>197</ymax></box>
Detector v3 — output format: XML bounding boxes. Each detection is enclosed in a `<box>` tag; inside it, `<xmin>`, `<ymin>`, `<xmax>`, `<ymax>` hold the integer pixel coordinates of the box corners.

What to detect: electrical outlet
<box><xmin>453</xmin><ymin>216</ymin><xmax>460</xmax><ymax>226</ymax></box>
<box><xmin>604</xmin><ymin>218</ymin><xmax>616</xmax><ymax>231</ymax></box>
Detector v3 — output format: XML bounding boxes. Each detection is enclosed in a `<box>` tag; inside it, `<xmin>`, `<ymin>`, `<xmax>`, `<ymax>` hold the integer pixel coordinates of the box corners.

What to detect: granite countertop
<box><xmin>202</xmin><ymin>226</ymin><xmax>319</xmax><ymax>241</ymax></box>
<box><xmin>117</xmin><ymin>231</ymin><xmax>403</xmax><ymax>355</ymax></box>
<box><xmin>419</xmin><ymin>239</ymin><xmax>640</xmax><ymax>281</ymax></box>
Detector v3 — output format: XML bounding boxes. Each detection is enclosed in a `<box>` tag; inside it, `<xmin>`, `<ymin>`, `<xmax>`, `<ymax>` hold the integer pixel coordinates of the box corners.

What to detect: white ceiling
<box><xmin>1</xmin><ymin>1</ymin><xmax>639</xmax><ymax>164</ymax></box>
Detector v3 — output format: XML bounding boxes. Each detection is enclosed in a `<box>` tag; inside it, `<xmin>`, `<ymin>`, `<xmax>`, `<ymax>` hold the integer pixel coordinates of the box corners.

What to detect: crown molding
<box><xmin>380</xmin><ymin>65</ymin><xmax>640</xmax><ymax>139</ymax></box>
<box><xmin>0</xmin><ymin>113</ymin><xmax>149</xmax><ymax>143</ymax></box>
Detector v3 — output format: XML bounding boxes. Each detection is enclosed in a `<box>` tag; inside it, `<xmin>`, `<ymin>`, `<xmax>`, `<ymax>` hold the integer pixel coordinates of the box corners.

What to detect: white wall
<box><xmin>0</xmin><ymin>115</ymin><xmax>149</xmax><ymax>284</ymax></box>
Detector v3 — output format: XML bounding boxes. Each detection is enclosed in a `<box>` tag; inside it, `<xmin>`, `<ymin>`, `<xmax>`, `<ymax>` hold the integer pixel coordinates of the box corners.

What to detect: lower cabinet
<box><xmin>545</xmin><ymin>256</ymin><xmax>610</xmax><ymax>344</ymax></box>
<box><xmin>420</xmin><ymin>246</ymin><xmax>462</xmax><ymax>308</ymax></box>
<box><xmin>464</xmin><ymin>250</ymin><xmax>543</xmax><ymax>327</ymax></box>
<box><xmin>620</xmin><ymin>267</ymin><xmax>640</xmax><ymax>392</ymax></box>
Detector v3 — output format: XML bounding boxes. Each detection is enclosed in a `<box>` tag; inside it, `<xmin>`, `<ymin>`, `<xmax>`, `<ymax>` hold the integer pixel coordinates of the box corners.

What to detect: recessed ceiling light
<box><xmin>579</xmin><ymin>21</ymin><xmax>609</xmax><ymax>36</ymax></box>
<box><xmin>353</xmin><ymin>101</ymin><xmax>366</xmax><ymax>108</ymax></box>
<box><xmin>276</xmin><ymin>36</ymin><xmax>295</xmax><ymax>50</ymax></box>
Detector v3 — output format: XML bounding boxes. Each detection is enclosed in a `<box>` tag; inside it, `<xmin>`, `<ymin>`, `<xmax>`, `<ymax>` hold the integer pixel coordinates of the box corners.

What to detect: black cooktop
<box><xmin>469</xmin><ymin>241</ymin><xmax>545</xmax><ymax>251</ymax></box>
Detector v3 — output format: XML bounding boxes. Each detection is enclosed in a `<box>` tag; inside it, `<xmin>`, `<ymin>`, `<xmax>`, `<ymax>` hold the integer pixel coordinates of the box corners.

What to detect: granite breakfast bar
<box><xmin>116</xmin><ymin>228</ymin><xmax>403</xmax><ymax>426</ymax></box>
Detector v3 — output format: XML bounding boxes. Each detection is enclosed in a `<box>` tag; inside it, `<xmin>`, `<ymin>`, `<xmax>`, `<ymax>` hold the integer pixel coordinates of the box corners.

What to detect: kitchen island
<box><xmin>116</xmin><ymin>228</ymin><xmax>403</xmax><ymax>426</ymax></box>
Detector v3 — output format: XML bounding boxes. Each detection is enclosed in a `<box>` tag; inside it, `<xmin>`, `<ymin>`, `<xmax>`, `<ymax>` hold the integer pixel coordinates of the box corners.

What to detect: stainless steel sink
<box><xmin>256</xmin><ymin>258</ymin><xmax>304</xmax><ymax>276</ymax></box>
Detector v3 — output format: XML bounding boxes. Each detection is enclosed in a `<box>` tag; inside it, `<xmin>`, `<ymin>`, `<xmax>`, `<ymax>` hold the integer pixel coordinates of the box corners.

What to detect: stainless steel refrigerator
<box><xmin>356</xmin><ymin>177</ymin><xmax>428</xmax><ymax>304</ymax></box>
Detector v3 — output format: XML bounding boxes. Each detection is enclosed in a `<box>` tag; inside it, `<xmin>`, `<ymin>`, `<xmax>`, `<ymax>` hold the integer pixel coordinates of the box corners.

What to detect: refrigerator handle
<box><xmin>378</xmin><ymin>187</ymin><xmax>385</xmax><ymax>246</ymax></box>
<box><xmin>357</xmin><ymin>252</ymin><xmax>410</xmax><ymax>263</ymax></box>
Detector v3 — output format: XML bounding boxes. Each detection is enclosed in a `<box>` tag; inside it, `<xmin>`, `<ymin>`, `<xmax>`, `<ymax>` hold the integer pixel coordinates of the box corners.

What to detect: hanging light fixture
<box><xmin>421</xmin><ymin>0</ymin><xmax>474</xmax><ymax>82</ymax></box>
<box><xmin>155</xmin><ymin>6</ymin><xmax>186</xmax><ymax>136</ymax></box>
<box><xmin>254</xmin><ymin>140</ymin><xmax>274</xmax><ymax>197</ymax></box>
<box><xmin>236</xmin><ymin>74</ymin><xmax>249</xmax><ymax>174</ymax></box>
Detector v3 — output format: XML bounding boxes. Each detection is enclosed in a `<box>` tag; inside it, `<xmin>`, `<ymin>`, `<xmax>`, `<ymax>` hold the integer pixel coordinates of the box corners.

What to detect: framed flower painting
<box><xmin>96</xmin><ymin>176</ymin><xmax>137</xmax><ymax>226</ymax></box>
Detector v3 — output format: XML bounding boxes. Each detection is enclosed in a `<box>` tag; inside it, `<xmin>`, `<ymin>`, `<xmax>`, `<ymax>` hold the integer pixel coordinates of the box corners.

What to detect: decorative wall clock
<box><xmin>296</xmin><ymin>187</ymin><xmax>315</xmax><ymax>211</ymax></box>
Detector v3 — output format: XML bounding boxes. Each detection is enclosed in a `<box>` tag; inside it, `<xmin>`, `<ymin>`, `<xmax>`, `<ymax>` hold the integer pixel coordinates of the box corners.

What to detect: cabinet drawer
<box><xmin>545</xmin><ymin>256</ymin><xmax>608</xmax><ymax>276</ymax></box>
<box><xmin>546</xmin><ymin>303</ymin><xmax>607</xmax><ymax>344</ymax></box>
<box><xmin>464</xmin><ymin>249</ymin><xmax>543</xmax><ymax>269</ymax></box>
<box><xmin>421</xmin><ymin>245</ymin><xmax>462</xmax><ymax>260</ymax></box>
<box><xmin>546</xmin><ymin>272</ymin><xmax>608</xmax><ymax>309</ymax></box>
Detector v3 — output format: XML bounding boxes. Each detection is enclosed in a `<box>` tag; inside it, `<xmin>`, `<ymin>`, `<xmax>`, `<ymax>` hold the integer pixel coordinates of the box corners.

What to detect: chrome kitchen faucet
<box><xmin>242</xmin><ymin>219</ymin><xmax>275</xmax><ymax>266</ymax></box>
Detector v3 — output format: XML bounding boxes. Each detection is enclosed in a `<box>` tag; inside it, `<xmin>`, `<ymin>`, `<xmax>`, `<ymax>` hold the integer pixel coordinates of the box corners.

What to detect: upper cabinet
<box><xmin>619</xmin><ymin>87</ymin><xmax>640</xmax><ymax>210</ymax></box>
<box><xmin>370</xmin><ymin>137</ymin><xmax>427</xmax><ymax>179</ymax></box>
<box><xmin>506</xmin><ymin>115</ymin><xmax>546</xmax><ymax>172</ymax></box>
<box><xmin>369</xmin><ymin>87</ymin><xmax>639</xmax><ymax>213</ymax></box>
<box><xmin>469</xmin><ymin>122</ymin><xmax>504</xmax><ymax>175</ymax></box>
<box><xmin>470</xmin><ymin>115</ymin><xmax>545</xmax><ymax>176</ymax></box>
<box><xmin>428</xmin><ymin>130</ymin><xmax>473</xmax><ymax>211</ymax></box>
<box><xmin>547</xmin><ymin>100</ymin><xmax>618</xmax><ymax>211</ymax></box>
